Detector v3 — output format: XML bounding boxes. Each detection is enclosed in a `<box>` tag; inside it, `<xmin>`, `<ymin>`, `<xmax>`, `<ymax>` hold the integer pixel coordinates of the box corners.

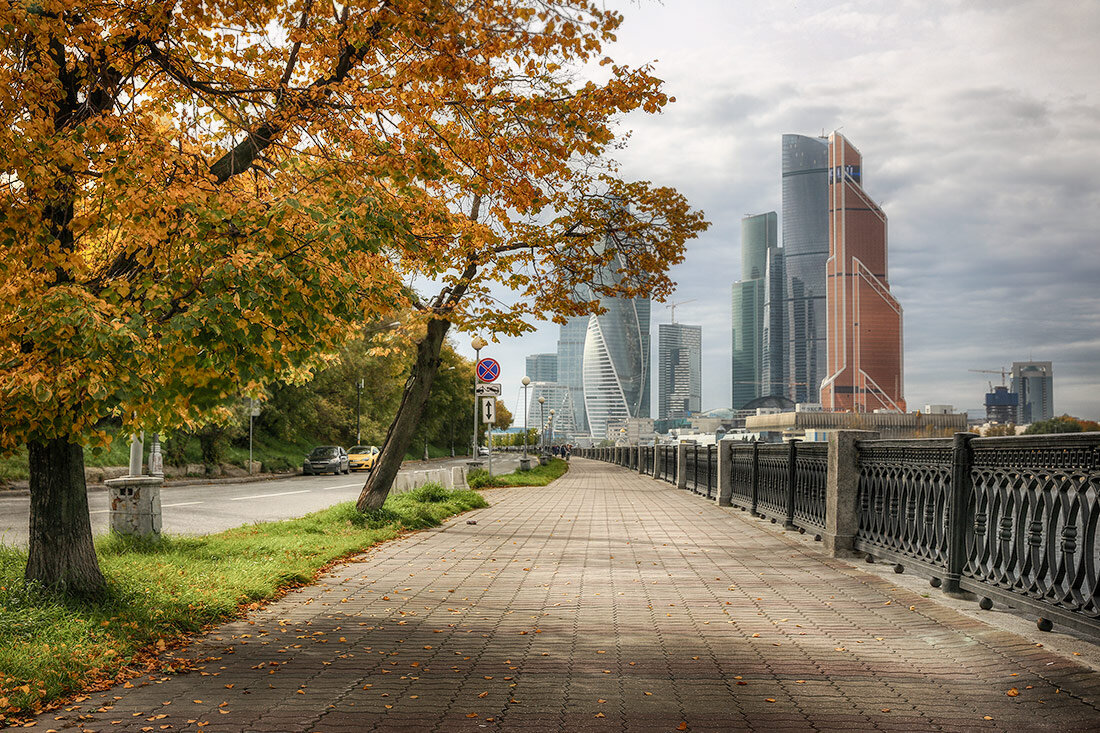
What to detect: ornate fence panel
<box><xmin>685</xmin><ymin>444</ymin><xmax>700</xmax><ymax>492</ymax></box>
<box><xmin>703</xmin><ymin>444</ymin><xmax>718</xmax><ymax>499</ymax></box>
<box><xmin>729</xmin><ymin>443</ymin><xmax>755</xmax><ymax>509</ymax></box>
<box><xmin>854</xmin><ymin>439</ymin><xmax>954</xmax><ymax>575</ymax></box>
<box><xmin>962</xmin><ymin>434</ymin><xmax>1100</xmax><ymax>634</ymax></box>
<box><xmin>792</xmin><ymin>443</ymin><xmax>828</xmax><ymax>531</ymax></box>
<box><xmin>756</xmin><ymin>444</ymin><xmax>790</xmax><ymax>521</ymax></box>
<box><xmin>659</xmin><ymin>446</ymin><xmax>676</xmax><ymax>483</ymax></box>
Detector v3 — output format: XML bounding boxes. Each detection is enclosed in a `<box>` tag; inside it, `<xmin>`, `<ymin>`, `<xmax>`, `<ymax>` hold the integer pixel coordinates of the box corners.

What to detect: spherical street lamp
<box><xmin>470</xmin><ymin>335</ymin><xmax>488</xmax><ymax>457</ymax></box>
<box><xmin>521</xmin><ymin>376</ymin><xmax>531</xmax><ymax>459</ymax></box>
<box><xmin>538</xmin><ymin>395</ymin><xmax>546</xmax><ymax>451</ymax></box>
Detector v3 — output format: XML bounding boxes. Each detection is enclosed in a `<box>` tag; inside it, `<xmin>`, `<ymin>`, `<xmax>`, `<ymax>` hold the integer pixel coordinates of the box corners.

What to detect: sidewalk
<box><xmin>34</xmin><ymin>459</ymin><xmax>1100</xmax><ymax>732</ymax></box>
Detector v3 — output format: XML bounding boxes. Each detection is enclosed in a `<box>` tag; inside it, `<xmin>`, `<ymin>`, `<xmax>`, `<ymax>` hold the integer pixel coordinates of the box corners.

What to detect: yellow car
<box><xmin>348</xmin><ymin>445</ymin><xmax>380</xmax><ymax>472</ymax></box>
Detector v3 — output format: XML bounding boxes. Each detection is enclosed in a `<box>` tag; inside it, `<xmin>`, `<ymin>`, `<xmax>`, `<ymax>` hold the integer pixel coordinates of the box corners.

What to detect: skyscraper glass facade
<box><xmin>1011</xmin><ymin>361</ymin><xmax>1054</xmax><ymax>424</ymax></box>
<box><xmin>732</xmin><ymin>212</ymin><xmax>777</xmax><ymax>409</ymax></box>
<box><xmin>525</xmin><ymin>353</ymin><xmax>558</xmax><ymax>383</ymax></box>
<box><xmin>659</xmin><ymin>323</ymin><xmax>702</xmax><ymax>419</ymax></box>
<box><xmin>820</xmin><ymin>133</ymin><xmax>906</xmax><ymax>412</ymax></box>
<box><xmin>780</xmin><ymin>134</ymin><xmax>830</xmax><ymax>404</ymax></box>
<box><xmin>556</xmin><ymin>316</ymin><xmax>589</xmax><ymax>434</ymax></box>
<box><xmin>583</xmin><ymin>295</ymin><xmax>650</xmax><ymax>440</ymax></box>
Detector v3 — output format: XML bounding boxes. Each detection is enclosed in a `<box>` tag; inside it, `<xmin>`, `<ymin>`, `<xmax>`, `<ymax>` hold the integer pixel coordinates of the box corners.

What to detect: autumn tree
<box><xmin>1</xmin><ymin>0</ymin><xmax>704</xmax><ymax>594</ymax></box>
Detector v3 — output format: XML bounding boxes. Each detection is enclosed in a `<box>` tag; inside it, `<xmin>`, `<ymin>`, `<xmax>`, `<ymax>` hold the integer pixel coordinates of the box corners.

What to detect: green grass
<box><xmin>467</xmin><ymin>457</ymin><xmax>569</xmax><ymax>488</ymax></box>
<box><xmin>0</xmin><ymin>484</ymin><xmax>487</xmax><ymax>721</ymax></box>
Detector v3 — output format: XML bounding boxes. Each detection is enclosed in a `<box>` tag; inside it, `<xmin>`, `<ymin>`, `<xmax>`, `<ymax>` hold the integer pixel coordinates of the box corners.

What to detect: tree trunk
<box><xmin>25</xmin><ymin>437</ymin><xmax>106</xmax><ymax>597</ymax></box>
<box><xmin>357</xmin><ymin>317</ymin><xmax>451</xmax><ymax>511</ymax></box>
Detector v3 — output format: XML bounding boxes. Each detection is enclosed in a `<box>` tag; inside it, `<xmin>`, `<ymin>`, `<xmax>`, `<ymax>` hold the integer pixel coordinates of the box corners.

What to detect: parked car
<box><xmin>303</xmin><ymin>446</ymin><xmax>349</xmax><ymax>475</ymax></box>
<box><xmin>348</xmin><ymin>445</ymin><xmax>380</xmax><ymax>472</ymax></box>
<box><xmin>478</xmin><ymin>446</ymin><xmax>489</xmax><ymax>456</ymax></box>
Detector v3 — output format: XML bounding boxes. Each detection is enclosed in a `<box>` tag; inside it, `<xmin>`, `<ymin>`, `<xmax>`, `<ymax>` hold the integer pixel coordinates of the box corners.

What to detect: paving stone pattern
<box><xmin>39</xmin><ymin>460</ymin><xmax>1100</xmax><ymax>732</ymax></box>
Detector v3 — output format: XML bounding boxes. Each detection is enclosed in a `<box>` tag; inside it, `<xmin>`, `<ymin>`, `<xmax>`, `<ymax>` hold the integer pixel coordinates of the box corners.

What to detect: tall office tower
<box><xmin>732</xmin><ymin>212</ymin><xmax>777</xmax><ymax>409</ymax></box>
<box><xmin>820</xmin><ymin>132</ymin><xmax>906</xmax><ymax>412</ymax></box>
<box><xmin>525</xmin><ymin>353</ymin><xmax>557</xmax><ymax>383</ymax></box>
<box><xmin>556</xmin><ymin>316</ymin><xmax>589</xmax><ymax>434</ymax></box>
<box><xmin>582</xmin><ymin>242</ymin><xmax>651</xmax><ymax>440</ymax></box>
<box><xmin>529</xmin><ymin>382</ymin><xmax>576</xmax><ymax>437</ymax></box>
<box><xmin>659</xmin><ymin>323</ymin><xmax>702</xmax><ymax>419</ymax></box>
<box><xmin>1011</xmin><ymin>361</ymin><xmax>1054</xmax><ymax>424</ymax></box>
<box><xmin>781</xmin><ymin>134</ymin><xmax>830</xmax><ymax>404</ymax></box>
<box><xmin>760</xmin><ymin>242</ymin><xmax>785</xmax><ymax>403</ymax></box>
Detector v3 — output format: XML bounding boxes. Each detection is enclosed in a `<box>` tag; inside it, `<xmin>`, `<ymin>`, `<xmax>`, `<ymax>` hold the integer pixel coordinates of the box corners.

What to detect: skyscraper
<box><xmin>556</xmin><ymin>316</ymin><xmax>589</xmax><ymax>434</ymax></box>
<box><xmin>780</xmin><ymin>134</ymin><xmax>830</xmax><ymax>405</ymax></box>
<box><xmin>732</xmin><ymin>212</ymin><xmax>777</xmax><ymax>409</ymax></box>
<box><xmin>820</xmin><ymin>132</ymin><xmax>906</xmax><ymax>412</ymax></box>
<box><xmin>525</xmin><ymin>353</ymin><xmax>557</xmax><ymax>383</ymax></box>
<box><xmin>659</xmin><ymin>323</ymin><xmax>702</xmax><ymax>419</ymax></box>
<box><xmin>1011</xmin><ymin>361</ymin><xmax>1054</xmax><ymax>424</ymax></box>
<box><xmin>581</xmin><ymin>235</ymin><xmax>651</xmax><ymax>441</ymax></box>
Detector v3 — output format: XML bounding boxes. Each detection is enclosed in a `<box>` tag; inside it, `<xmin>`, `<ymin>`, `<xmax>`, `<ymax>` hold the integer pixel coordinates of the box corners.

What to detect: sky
<box><xmin>458</xmin><ymin>0</ymin><xmax>1100</xmax><ymax>424</ymax></box>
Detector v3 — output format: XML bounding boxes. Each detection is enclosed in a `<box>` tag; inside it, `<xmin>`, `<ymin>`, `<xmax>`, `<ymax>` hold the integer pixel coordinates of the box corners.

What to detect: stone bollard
<box><xmin>717</xmin><ymin>438</ymin><xmax>737</xmax><ymax>506</ymax></box>
<box><xmin>824</xmin><ymin>430</ymin><xmax>879</xmax><ymax>557</ymax></box>
<box><xmin>452</xmin><ymin>466</ymin><xmax>467</xmax><ymax>488</ymax></box>
<box><xmin>105</xmin><ymin>475</ymin><xmax>164</xmax><ymax>538</ymax></box>
<box><xmin>677</xmin><ymin>440</ymin><xmax>694</xmax><ymax>490</ymax></box>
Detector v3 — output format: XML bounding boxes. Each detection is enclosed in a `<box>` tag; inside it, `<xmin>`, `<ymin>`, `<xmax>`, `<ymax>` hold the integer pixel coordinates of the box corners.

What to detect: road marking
<box><xmin>90</xmin><ymin>509</ymin><xmax>111</xmax><ymax>514</ymax></box>
<box><xmin>322</xmin><ymin>483</ymin><xmax>363</xmax><ymax>491</ymax></box>
<box><xmin>229</xmin><ymin>490</ymin><xmax>311</xmax><ymax>501</ymax></box>
<box><xmin>162</xmin><ymin>501</ymin><xmax>204</xmax><ymax>508</ymax></box>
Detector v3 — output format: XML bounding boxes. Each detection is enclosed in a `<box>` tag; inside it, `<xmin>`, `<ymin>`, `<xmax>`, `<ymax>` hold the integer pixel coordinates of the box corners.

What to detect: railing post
<box><xmin>824</xmin><ymin>430</ymin><xmax>878</xmax><ymax>557</ymax></box>
<box><xmin>717</xmin><ymin>439</ymin><xmax>735</xmax><ymax>506</ymax></box>
<box><xmin>677</xmin><ymin>440</ymin><xmax>692</xmax><ymax>490</ymax></box>
<box><xmin>944</xmin><ymin>431</ymin><xmax>977</xmax><ymax>598</ymax></box>
<box><xmin>638</xmin><ymin>445</ymin><xmax>646</xmax><ymax>475</ymax></box>
<box><xmin>750</xmin><ymin>441</ymin><xmax>760</xmax><ymax>516</ymax></box>
<box><xmin>784</xmin><ymin>440</ymin><xmax>799</xmax><ymax>530</ymax></box>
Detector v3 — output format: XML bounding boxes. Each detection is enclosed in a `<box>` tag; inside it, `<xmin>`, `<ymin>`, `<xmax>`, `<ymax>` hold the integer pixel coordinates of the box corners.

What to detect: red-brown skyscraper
<box><xmin>820</xmin><ymin>133</ymin><xmax>906</xmax><ymax>412</ymax></box>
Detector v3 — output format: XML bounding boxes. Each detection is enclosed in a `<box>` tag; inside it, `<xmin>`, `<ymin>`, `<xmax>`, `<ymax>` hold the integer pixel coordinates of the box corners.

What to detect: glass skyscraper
<box><xmin>659</xmin><ymin>323</ymin><xmax>702</xmax><ymax>419</ymax></box>
<box><xmin>780</xmin><ymin>134</ymin><xmax>830</xmax><ymax>404</ymax></box>
<box><xmin>732</xmin><ymin>212</ymin><xmax>777</xmax><ymax>409</ymax></box>
<box><xmin>525</xmin><ymin>353</ymin><xmax>557</xmax><ymax>383</ymax></box>
<box><xmin>556</xmin><ymin>316</ymin><xmax>589</xmax><ymax>435</ymax></box>
<box><xmin>1011</xmin><ymin>361</ymin><xmax>1054</xmax><ymax>424</ymax></box>
<box><xmin>820</xmin><ymin>132</ymin><xmax>905</xmax><ymax>412</ymax></box>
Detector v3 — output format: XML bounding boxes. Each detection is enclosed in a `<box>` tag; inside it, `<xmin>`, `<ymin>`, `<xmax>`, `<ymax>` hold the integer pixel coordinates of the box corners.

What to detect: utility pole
<box><xmin>356</xmin><ymin>379</ymin><xmax>363</xmax><ymax>444</ymax></box>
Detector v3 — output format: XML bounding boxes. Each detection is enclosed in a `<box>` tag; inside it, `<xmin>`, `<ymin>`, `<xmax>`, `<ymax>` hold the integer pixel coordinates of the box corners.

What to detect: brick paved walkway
<box><xmin>38</xmin><ymin>460</ymin><xmax>1100</xmax><ymax>732</ymax></box>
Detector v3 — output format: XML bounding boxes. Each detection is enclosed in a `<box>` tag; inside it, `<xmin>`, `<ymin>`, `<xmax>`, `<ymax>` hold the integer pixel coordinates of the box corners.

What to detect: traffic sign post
<box><xmin>481</xmin><ymin>397</ymin><xmax>496</xmax><ymax>424</ymax></box>
<box><xmin>476</xmin><ymin>358</ymin><xmax>500</xmax><ymax>383</ymax></box>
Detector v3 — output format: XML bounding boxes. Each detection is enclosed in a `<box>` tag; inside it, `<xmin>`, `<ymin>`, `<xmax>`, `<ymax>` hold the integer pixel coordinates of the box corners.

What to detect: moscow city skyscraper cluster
<box><xmin>733</xmin><ymin>132</ymin><xmax>905</xmax><ymax>412</ymax></box>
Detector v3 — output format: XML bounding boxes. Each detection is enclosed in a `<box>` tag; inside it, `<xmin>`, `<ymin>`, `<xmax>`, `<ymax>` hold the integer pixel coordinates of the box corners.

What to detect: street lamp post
<box><xmin>356</xmin><ymin>379</ymin><xmax>363</xmax><ymax>444</ymax></box>
<box><xmin>471</xmin><ymin>335</ymin><xmax>488</xmax><ymax>458</ymax></box>
<box><xmin>538</xmin><ymin>396</ymin><xmax>546</xmax><ymax>452</ymax></box>
<box><xmin>549</xmin><ymin>409</ymin><xmax>556</xmax><ymax>453</ymax></box>
<box><xmin>521</xmin><ymin>377</ymin><xmax>531</xmax><ymax>459</ymax></box>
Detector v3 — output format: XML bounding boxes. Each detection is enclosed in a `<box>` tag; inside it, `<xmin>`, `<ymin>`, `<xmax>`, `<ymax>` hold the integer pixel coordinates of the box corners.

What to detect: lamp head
<box><xmin>471</xmin><ymin>335</ymin><xmax>488</xmax><ymax>351</ymax></box>
<box><xmin>538</xmin><ymin>396</ymin><xmax>545</xmax><ymax>404</ymax></box>
<box><xmin>521</xmin><ymin>376</ymin><xmax>531</xmax><ymax>386</ymax></box>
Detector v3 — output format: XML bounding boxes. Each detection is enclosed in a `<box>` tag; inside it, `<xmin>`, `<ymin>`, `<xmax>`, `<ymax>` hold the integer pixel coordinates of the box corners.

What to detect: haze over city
<box><xmin>460</xmin><ymin>0</ymin><xmax>1100</xmax><ymax>422</ymax></box>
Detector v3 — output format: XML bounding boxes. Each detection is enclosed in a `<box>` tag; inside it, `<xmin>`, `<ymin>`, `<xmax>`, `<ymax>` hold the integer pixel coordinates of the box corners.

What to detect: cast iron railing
<box><xmin>792</xmin><ymin>443</ymin><xmax>828</xmax><ymax>531</ymax></box>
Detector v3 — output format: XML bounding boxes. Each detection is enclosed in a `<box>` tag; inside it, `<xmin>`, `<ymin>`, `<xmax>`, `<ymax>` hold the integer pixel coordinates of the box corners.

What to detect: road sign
<box><xmin>475</xmin><ymin>383</ymin><xmax>502</xmax><ymax>396</ymax></box>
<box><xmin>476</xmin><ymin>358</ymin><xmax>500</xmax><ymax>382</ymax></box>
<box><xmin>481</xmin><ymin>397</ymin><xmax>496</xmax><ymax>424</ymax></box>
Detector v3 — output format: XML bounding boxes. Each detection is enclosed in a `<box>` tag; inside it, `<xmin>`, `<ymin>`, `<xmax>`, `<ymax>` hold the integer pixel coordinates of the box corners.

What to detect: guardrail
<box><xmin>576</xmin><ymin>431</ymin><xmax>1100</xmax><ymax>640</ymax></box>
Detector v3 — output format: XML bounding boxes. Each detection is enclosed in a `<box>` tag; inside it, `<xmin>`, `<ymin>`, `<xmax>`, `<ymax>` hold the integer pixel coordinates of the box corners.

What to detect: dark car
<box><xmin>303</xmin><ymin>446</ymin><xmax>350</xmax><ymax>475</ymax></box>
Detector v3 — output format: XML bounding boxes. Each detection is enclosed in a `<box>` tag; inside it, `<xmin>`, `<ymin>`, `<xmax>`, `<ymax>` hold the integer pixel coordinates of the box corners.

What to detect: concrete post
<box><xmin>717</xmin><ymin>438</ymin><xmax>737</xmax><ymax>506</ymax></box>
<box><xmin>824</xmin><ymin>430</ymin><xmax>879</xmax><ymax>557</ymax></box>
<box><xmin>944</xmin><ymin>432</ymin><xmax>977</xmax><ymax>598</ymax></box>
<box><xmin>638</xmin><ymin>445</ymin><xmax>647</xmax><ymax>475</ymax></box>
<box><xmin>677</xmin><ymin>440</ymin><xmax>693</xmax><ymax>490</ymax></box>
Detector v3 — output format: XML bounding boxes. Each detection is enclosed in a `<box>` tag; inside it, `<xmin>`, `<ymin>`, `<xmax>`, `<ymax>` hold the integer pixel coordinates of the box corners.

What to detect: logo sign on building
<box><xmin>476</xmin><ymin>358</ymin><xmax>500</xmax><ymax>383</ymax></box>
<box><xmin>481</xmin><ymin>396</ymin><xmax>496</xmax><ymax>424</ymax></box>
<box><xmin>475</xmin><ymin>383</ymin><xmax>502</xmax><ymax>396</ymax></box>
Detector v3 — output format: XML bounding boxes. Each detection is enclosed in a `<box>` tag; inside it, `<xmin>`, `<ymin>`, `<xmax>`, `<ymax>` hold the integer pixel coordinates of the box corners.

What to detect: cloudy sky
<box><xmin>459</xmin><ymin>0</ymin><xmax>1100</xmax><ymax>424</ymax></box>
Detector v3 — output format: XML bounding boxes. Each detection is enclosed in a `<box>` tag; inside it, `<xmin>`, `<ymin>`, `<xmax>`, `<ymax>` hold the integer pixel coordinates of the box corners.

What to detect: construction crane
<box><xmin>969</xmin><ymin>368</ymin><xmax>1009</xmax><ymax>390</ymax></box>
<box><xmin>665</xmin><ymin>299</ymin><xmax>696</xmax><ymax>323</ymax></box>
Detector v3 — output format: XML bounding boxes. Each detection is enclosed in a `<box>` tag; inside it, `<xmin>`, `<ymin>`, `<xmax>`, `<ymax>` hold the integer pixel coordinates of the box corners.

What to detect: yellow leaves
<box><xmin>1006</xmin><ymin>688</ymin><xmax>1020</xmax><ymax>697</ymax></box>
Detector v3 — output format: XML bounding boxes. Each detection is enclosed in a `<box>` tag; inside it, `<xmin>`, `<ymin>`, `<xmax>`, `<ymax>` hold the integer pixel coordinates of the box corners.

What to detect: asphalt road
<box><xmin>0</xmin><ymin>454</ymin><xmax>520</xmax><ymax>548</ymax></box>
